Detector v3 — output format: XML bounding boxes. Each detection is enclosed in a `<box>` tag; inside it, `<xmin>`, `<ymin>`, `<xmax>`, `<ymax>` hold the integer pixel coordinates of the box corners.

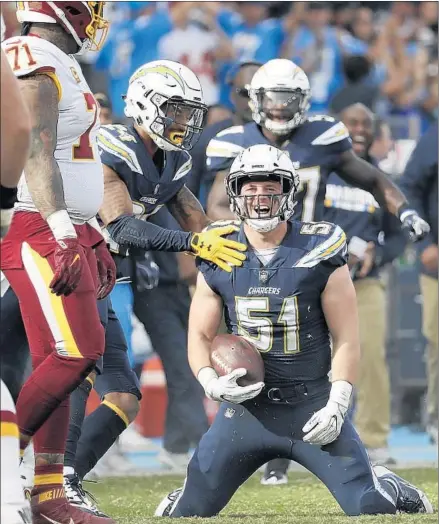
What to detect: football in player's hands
<box><xmin>211</xmin><ymin>334</ymin><xmax>264</xmax><ymax>387</ymax></box>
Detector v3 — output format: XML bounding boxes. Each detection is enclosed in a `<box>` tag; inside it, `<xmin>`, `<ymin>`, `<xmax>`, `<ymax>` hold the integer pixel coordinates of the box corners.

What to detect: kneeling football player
<box><xmin>155</xmin><ymin>145</ymin><xmax>433</xmax><ymax>518</ymax></box>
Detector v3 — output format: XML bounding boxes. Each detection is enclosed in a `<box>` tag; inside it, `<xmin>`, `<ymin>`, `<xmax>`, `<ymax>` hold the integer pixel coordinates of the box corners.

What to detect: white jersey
<box><xmin>1</xmin><ymin>35</ymin><xmax>103</xmax><ymax>223</ymax></box>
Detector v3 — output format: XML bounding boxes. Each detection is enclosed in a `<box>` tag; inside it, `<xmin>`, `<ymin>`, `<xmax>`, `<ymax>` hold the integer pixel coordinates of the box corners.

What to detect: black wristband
<box><xmin>0</xmin><ymin>185</ymin><xmax>18</xmax><ymax>210</ymax></box>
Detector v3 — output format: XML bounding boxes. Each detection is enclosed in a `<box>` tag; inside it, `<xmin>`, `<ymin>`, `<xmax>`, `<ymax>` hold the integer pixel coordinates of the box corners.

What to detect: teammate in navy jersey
<box><xmin>205</xmin><ymin>58</ymin><xmax>430</xmax><ymax>483</ymax></box>
<box><xmin>155</xmin><ymin>144</ymin><xmax>433</xmax><ymax>518</ymax></box>
<box><xmin>206</xmin><ymin>59</ymin><xmax>429</xmax><ymax>238</ymax></box>
<box><xmin>60</xmin><ymin>59</ymin><xmax>249</xmax><ymax>515</ymax></box>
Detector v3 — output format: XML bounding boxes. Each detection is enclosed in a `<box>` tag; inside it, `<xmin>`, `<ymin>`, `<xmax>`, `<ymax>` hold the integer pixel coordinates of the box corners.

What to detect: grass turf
<box><xmin>88</xmin><ymin>468</ymin><xmax>437</xmax><ymax>524</ymax></box>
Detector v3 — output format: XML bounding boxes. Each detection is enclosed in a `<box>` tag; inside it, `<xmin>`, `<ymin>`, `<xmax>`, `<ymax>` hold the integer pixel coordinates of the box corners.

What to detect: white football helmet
<box><xmin>226</xmin><ymin>144</ymin><xmax>300</xmax><ymax>233</ymax></box>
<box><xmin>249</xmin><ymin>59</ymin><xmax>311</xmax><ymax>136</ymax></box>
<box><xmin>16</xmin><ymin>2</ymin><xmax>109</xmax><ymax>54</ymax></box>
<box><xmin>124</xmin><ymin>60</ymin><xmax>208</xmax><ymax>152</ymax></box>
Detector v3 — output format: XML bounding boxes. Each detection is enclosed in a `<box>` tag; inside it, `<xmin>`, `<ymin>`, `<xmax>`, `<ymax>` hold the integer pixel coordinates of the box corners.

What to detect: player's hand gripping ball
<box><xmin>211</xmin><ymin>334</ymin><xmax>265</xmax><ymax>386</ymax></box>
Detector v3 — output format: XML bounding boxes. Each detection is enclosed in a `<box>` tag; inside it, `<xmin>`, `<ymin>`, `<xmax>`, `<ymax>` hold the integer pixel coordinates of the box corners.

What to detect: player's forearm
<box><xmin>331</xmin><ymin>340</ymin><xmax>360</xmax><ymax>385</ymax></box>
<box><xmin>168</xmin><ymin>185</ymin><xmax>211</xmax><ymax>233</ymax></box>
<box><xmin>107</xmin><ymin>214</ymin><xmax>192</xmax><ymax>252</ymax></box>
<box><xmin>25</xmin><ymin>156</ymin><xmax>67</xmax><ymax>220</ymax></box>
<box><xmin>188</xmin><ymin>331</ymin><xmax>214</xmax><ymax>379</ymax></box>
<box><xmin>339</xmin><ymin>153</ymin><xmax>407</xmax><ymax>216</ymax></box>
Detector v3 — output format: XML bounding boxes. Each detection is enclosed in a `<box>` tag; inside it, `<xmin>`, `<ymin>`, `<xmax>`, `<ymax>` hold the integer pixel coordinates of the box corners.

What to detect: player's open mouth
<box><xmin>253</xmin><ymin>205</ymin><xmax>271</xmax><ymax>217</ymax></box>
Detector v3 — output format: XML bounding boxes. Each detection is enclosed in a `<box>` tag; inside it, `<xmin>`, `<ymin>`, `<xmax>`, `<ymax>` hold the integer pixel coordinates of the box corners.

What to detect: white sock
<box><xmin>0</xmin><ymin>380</ymin><xmax>26</xmax><ymax>506</ymax></box>
<box><xmin>63</xmin><ymin>466</ymin><xmax>75</xmax><ymax>476</ymax></box>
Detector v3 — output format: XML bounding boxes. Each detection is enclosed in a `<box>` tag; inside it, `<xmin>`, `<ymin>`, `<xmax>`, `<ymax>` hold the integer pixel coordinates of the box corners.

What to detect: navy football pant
<box><xmin>94</xmin><ymin>295</ymin><xmax>141</xmax><ymax>400</ymax></box>
<box><xmin>172</xmin><ymin>380</ymin><xmax>397</xmax><ymax>517</ymax></box>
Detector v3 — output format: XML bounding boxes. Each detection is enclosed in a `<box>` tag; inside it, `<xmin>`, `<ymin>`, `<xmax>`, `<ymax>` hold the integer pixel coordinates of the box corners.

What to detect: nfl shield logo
<box><xmin>259</xmin><ymin>270</ymin><xmax>269</xmax><ymax>284</ymax></box>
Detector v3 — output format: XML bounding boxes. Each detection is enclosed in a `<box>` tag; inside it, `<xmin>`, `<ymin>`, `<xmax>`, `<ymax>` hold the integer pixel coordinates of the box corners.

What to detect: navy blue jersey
<box><xmin>198</xmin><ymin>221</ymin><xmax>347</xmax><ymax>385</ymax></box>
<box><xmin>206</xmin><ymin>117</ymin><xmax>352</xmax><ymax>222</ymax></box>
<box><xmin>98</xmin><ymin>124</ymin><xmax>192</xmax><ymax>253</ymax></box>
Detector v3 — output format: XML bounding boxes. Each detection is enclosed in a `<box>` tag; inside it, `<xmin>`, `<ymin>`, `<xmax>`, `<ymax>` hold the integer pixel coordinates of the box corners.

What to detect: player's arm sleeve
<box><xmin>375</xmin><ymin>212</ymin><xmax>407</xmax><ymax>267</ymax></box>
<box><xmin>205</xmin><ymin>127</ymin><xmax>246</xmax><ymax>177</ymax></box>
<box><xmin>107</xmin><ymin>214</ymin><xmax>192</xmax><ymax>252</ymax></box>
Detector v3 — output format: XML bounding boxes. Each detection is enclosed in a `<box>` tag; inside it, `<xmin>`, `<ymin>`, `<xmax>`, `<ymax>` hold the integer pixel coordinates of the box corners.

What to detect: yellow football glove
<box><xmin>190</xmin><ymin>225</ymin><xmax>247</xmax><ymax>272</ymax></box>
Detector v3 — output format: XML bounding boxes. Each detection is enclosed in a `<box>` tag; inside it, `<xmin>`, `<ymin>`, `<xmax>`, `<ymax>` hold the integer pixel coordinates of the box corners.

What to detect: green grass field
<box><xmin>88</xmin><ymin>468</ymin><xmax>438</xmax><ymax>524</ymax></box>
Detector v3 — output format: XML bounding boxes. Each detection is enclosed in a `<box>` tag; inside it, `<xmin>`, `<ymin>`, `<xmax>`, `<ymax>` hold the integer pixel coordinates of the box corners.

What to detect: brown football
<box><xmin>210</xmin><ymin>334</ymin><xmax>264</xmax><ymax>387</ymax></box>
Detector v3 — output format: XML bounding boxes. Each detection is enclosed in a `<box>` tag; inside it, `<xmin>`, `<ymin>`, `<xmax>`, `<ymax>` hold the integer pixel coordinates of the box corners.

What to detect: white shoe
<box><xmin>1</xmin><ymin>502</ymin><xmax>32</xmax><ymax>524</ymax></box>
<box><xmin>260</xmin><ymin>471</ymin><xmax>288</xmax><ymax>485</ymax></box>
<box><xmin>155</xmin><ymin>488</ymin><xmax>183</xmax><ymax>517</ymax></box>
<box><xmin>157</xmin><ymin>449</ymin><xmax>191</xmax><ymax>472</ymax></box>
<box><xmin>64</xmin><ymin>472</ymin><xmax>109</xmax><ymax>517</ymax></box>
<box><xmin>118</xmin><ymin>424</ymin><xmax>160</xmax><ymax>453</ymax></box>
<box><xmin>19</xmin><ymin>442</ymin><xmax>34</xmax><ymax>500</ymax></box>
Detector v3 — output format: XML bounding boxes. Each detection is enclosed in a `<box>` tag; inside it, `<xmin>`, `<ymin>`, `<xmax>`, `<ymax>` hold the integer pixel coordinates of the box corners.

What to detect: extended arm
<box><xmin>302</xmin><ymin>265</ymin><xmax>359</xmax><ymax>445</ymax></box>
<box><xmin>337</xmin><ymin>149</ymin><xmax>405</xmax><ymax>216</ymax></box>
<box><xmin>167</xmin><ymin>184</ymin><xmax>211</xmax><ymax>233</ymax></box>
<box><xmin>0</xmin><ymin>49</ymin><xmax>31</xmax><ymax>188</ymax></box>
<box><xmin>189</xmin><ymin>272</ymin><xmax>264</xmax><ymax>402</ymax></box>
<box><xmin>100</xmin><ymin>165</ymin><xmax>246</xmax><ymax>270</ymax></box>
<box><xmin>207</xmin><ymin>170</ymin><xmax>235</xmax><ymax>221</ymax></box>
<box><xmin>0</xmin><ymin>49</ymin><xmax>31</xmax><ymax>237</ymax></box>
<box><xmin>337</xmin><ymin>150</ymin><xmax>430</xmax><ymax>242</ymax></box>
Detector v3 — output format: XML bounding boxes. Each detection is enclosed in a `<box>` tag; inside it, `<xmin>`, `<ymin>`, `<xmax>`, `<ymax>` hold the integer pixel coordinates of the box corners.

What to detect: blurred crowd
<box><xmin>4</xmin><ymin>1</ymin><xmax>436</xmax><ymax>132</ymax></box>
<box><xmin>82</xmin><ymin>1</ymin><xmax>438</xmax><ymax>135</ymax></box>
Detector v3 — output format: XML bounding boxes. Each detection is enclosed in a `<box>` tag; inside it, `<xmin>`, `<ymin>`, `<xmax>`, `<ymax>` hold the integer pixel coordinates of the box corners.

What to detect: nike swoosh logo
<box><xmin>41</xmin><ymin>514</ymin><xmax>74</xmax><ymax>524</ymax></box>
<box><xmin>69</xmin><ymin>254</ymin><xmax>80</xmax><ymax>267</ymax></box>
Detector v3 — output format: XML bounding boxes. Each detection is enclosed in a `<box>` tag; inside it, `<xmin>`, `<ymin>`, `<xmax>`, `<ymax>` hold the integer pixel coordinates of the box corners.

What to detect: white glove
<box><xmin>302</xmin><ymin>380</ymin><xmax>353</xmax><ymax>446</ymax></box>
<box><xmin>198</xmin><ymin>367</ymin><xmax>264</xmax><ymax>404</ymax></box>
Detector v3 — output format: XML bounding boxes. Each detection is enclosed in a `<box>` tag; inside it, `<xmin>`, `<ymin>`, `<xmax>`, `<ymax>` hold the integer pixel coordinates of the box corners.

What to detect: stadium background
<box><xmin>2</xmin><ymin>0</ymin><xmax>437</xmax><ymax>473</ymax></box>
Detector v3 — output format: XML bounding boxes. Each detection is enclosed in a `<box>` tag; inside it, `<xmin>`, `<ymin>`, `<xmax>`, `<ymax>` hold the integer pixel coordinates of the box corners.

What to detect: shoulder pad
<box><xmin>202</xmin><ymin>219</ymin><xmax>241</xmax><ymax>232</ymax></box>
<box><xmin>172</xmin><ymin>151</ymin><xmax>192</xmax><ymax>182</ymax></box>
<box><xmin>294</xmin><ymin>223</ymin><xmax>347</xmax><ymax>268</ymax></box>
<box><xmin>97</xmin><ymin>126</ymin><xmax>143</xmax><ymax>174</ymax></box>
<box><xmin>311</xmin><ymin>121</ymin><xmax>350</xmax><ymax>146</ymax></box>
<box><xmin>206</xmin><ymin>126</ymin><xmax>245</xmax><ymax>160</ymax></box>
<box><xmin>2</xmin><ymin>36</ymin><xmax>63</xmax><ymax>78</ymax></box>
<box><xmin>216</xmin><ymin>125</ymin><xmax>245</xmax><ymax>138</ymax></box>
